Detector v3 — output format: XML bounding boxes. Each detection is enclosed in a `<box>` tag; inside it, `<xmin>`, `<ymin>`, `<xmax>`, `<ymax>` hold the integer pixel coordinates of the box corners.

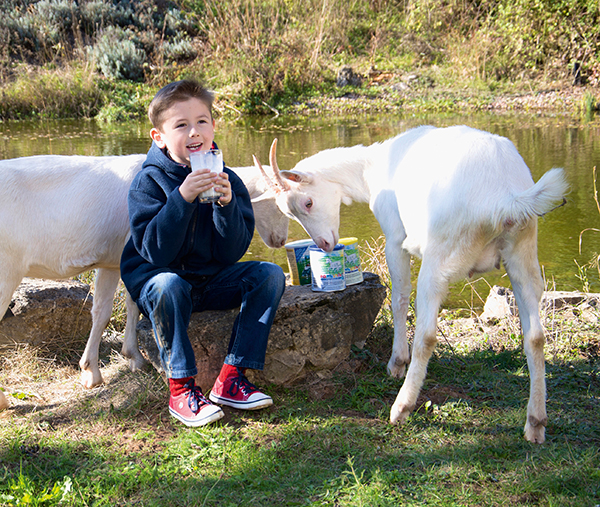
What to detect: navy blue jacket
<box><xmin>120</xmin><ymin>142</ymin><xmax>255</xmax><ymax>301</ymax></box>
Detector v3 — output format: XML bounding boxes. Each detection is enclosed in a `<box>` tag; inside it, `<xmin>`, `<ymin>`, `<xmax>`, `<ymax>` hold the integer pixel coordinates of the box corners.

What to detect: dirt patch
<box><xmin>0</xmin><ymin>338</ymin><xmax>172</xmax><ymax>445</ymax></box>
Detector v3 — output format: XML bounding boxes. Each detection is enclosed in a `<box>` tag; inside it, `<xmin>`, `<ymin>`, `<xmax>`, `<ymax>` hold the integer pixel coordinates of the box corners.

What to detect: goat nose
<box><xmin>271</xmin><ymin>235</ymin><xmax>286</xmax><ymax>249</ymax></box>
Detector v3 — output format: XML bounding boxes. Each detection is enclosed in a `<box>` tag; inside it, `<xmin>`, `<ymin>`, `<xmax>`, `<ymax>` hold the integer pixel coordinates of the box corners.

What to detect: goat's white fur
<box><xmin>261</xmin><ymin>125</ymin><xmax>568</xmax><ymax>444</ymax></box>
<box><xmin>0</xmin><ymin>154</ymin><xmax>288</xmax><ymax>402</ymax></box>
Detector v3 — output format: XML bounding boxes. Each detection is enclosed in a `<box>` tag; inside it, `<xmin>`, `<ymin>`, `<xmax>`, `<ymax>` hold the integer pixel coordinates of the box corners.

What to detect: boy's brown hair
<box><xmin>148</xmin><ymin>80</ymin><xmax>215</xmax><ymax>129</ymax></box>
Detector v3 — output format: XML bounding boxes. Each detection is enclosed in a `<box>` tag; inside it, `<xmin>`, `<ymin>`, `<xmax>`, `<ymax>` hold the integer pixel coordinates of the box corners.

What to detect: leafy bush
<box><xmin>35</xmin><ymin>0</ymin><xmax>76</xmax><ymax>32</ymax></box>
<box><xmin>404</xmin><ymin>0</ymin><xmax>600</xmax><ymax>81</ymax></box>
<box><xmin>0</xmin><ymin>0</ymin><xmax>192</xmax><ymax>68</ymax></box>
<box><xmin>79</xmin><ymin>0</ymin><xmax>134</xmax><ymax>35</ymax></box>
<box><xmin>88</xmin><ymin>27</ymin><xmax>146</xmax><ymax>81</ymax></box>
<box><xmin>160</xmin><ymin>37</ymin><xmax>197</xmax><ymax>63</ymax></box>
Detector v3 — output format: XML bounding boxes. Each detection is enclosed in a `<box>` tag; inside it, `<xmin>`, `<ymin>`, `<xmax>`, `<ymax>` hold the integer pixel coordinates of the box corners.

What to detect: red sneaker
<box><xmin>209</xmin><ymin>368</ymin><xmax>273</xmax><ymax>410</ymax></box>
<box><xmin>169</xmin><ymin>380</ymin><xmax>224</xmax><ymax>427</ymax></box>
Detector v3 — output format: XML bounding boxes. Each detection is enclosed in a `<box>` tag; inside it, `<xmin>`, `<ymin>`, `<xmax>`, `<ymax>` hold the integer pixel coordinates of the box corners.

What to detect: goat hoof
<box><xmin>80</xmin><ymin>369</ymin><xmax>103</xmax><ymax>389</ymax></box>
<box><xmin>127</xmin><ymin>355</ymin><xmax>147</xmax><ymax>373</ymax></box>
<box><xmin>0</xmin><ymin>390</ymin><xmax>9</xmax><ymax>410</ymax></box>
<box><xmin>389</xmin><ymin>402</ymin><xmax>413</xmax><ymax>425</ymax></box>
<box><xmin>121</xmin><ymin>345</ymin><xmax>147</xmax><ymax>372</ymax></box>
<box><xmin>387</xmin><ymin>358</ymin><xmax>407</xmax><ymax>379</ymax></box>
<box><xmin>524</xmin><ymin>421</ymin><xmax>546</xmax><ymax>444</ymax></box>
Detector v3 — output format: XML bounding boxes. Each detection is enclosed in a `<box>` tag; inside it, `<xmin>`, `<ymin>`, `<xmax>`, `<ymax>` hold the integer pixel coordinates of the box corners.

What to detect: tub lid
<box><xmin>284</xmin><ymin>239</ymin><xmax>316</xmax><ymax>248</ymax></box>
<box><xmin>310</xmin><ymin>244</ymin><xmax>344</xmax><ymax>252</ymax></box>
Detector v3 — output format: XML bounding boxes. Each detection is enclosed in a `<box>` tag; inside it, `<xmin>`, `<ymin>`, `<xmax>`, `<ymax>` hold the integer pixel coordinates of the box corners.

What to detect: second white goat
<box><xmin>255</xmin><ymin>126</ymin><xmax>568</xmax><ymax>444</ymax></box>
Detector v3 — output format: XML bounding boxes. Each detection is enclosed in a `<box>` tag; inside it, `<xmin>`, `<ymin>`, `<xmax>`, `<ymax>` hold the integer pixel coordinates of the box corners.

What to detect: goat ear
<box><xmin>280</xmin><ymin>170</ymin><xmax>313</xmax><ymax>184</ymax></box>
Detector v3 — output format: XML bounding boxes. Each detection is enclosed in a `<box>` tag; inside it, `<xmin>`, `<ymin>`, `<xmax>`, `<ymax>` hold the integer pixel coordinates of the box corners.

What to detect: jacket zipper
<box><xmin>182</xmin><ymin>207</ymin><xmax>198</xmax><ymax>270</ymax></box>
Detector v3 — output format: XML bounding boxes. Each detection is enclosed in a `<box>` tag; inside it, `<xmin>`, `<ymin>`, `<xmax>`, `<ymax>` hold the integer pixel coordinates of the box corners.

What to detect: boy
<box><xmin>120</xmin><ymin>80</ymin><xmax>286</xmax><ymax>427</ymax></box>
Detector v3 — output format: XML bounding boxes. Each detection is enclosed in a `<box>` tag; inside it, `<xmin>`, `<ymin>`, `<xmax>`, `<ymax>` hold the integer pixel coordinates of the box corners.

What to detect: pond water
<box><xmin>1</xmin><ymin>111</ymin><xmax>599</xmax><ymax>309</ymax></box>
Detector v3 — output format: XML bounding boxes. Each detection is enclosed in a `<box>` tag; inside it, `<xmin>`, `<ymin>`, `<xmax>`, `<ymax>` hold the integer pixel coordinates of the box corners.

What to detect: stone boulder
<box><xmin>0</xmin><ymin>278</ymin><xmax>93</xmax><ymax>349</ymax></box>
<box><xmin>336</xmin><ymin>66</ymin><xmax>363</xmax><ymax>87</ymax></box>
<box><xmin>542</xmin><ymin>290</ymin><xmax>598</xmax><ymax>309</ymax></box>
<box><xmin>480</xmin><ymin>285</ymin><xmax>518</xmax><ymax>321</ymax></box>
<box><xmin>480</xmin><ymin>284</ymin><xmax>600</xmax><ymax>321</ymax></box>
<box><xmin>137</xmin><ymin>272</ymin><xmax>386</xmax><ymax>390</ymax></box>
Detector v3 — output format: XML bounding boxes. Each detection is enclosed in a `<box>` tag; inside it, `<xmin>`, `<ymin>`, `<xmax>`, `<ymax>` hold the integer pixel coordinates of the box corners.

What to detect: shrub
<box><xmin>0</xmin><ymin>0</ymin><xmax>192</xmax><ymax>68</ymax></box>
<box><xmin>79</xmin><ymin>0</ymin><xmax>134</xmax><ymax>36</ymax></box>
<box><xmin>35</xmin><ymin>0</ymin><xmax>76</xmax><ymax>32</ymax></box>
<box><xmin>89</xmin><ymin>27</ymin><xmax>146</xmax><ymax>81</ymax></box>
<box><xmin>160</xmin><ymin>37</ymin><xmax>197</xmax><ymax>63</ymax></box>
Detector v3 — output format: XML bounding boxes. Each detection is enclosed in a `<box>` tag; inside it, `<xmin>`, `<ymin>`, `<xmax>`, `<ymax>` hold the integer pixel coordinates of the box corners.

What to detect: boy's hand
<box><xmin>214</xmin><ymin>171</ymin><xmax>232</xmax><ymax>206</ymax></box>
<box><xmin>179</xmin><ymin>169</ymin><xmax>232</xmax><ymax>205</ymax></box>
<box><xmin>179</xmin><ymin>169</ymin><xmax>218</xmax><ymax>203</ymax></box>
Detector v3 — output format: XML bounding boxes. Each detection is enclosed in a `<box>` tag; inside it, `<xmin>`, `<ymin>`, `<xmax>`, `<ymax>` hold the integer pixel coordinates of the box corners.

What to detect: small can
<box><xmin>310</xmin><ymin>244</ymin><xmax>346</xmax><ymax>292</ymax></box>
<box><xmin>284</xmin><ymin>239</ymin><xmax>315</xmax><ymax>285</ymax></box>
<box><xmin>339</xmin><ymin>237</ymin><xmax>363</xmax><ymax>285</ymax></box>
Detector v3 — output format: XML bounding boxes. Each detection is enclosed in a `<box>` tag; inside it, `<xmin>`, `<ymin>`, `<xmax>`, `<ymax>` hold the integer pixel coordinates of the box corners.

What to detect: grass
<box><xmin>1</xmin><ymin>220</ymin><xmax>599</xmax><ymax>506</ymax></box>
<box><xmin>0</xmin><ymin>64</ymin><xmax>104</xmax><ymax>120</ymax></box>
<box><xmin>2</xmin><ymin>181</ymin><xmax>599</xmax><ymax>505</ymax></box>
<box><xmin>0</xmin><ymin>285</ymin><xmax>598</xmax><ymax>506</ymax></box>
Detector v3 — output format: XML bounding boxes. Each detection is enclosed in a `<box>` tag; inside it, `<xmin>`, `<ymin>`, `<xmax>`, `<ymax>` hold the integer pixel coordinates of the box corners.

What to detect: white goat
<box><xmin>0</xmin><ymin>153</ymin><xmax>288</xmax><ymax>400</ymax></box>
<box><xmin>256</xmin><ymin>126</ymin><xmax>568</xmax><ymax>444</ymax></box>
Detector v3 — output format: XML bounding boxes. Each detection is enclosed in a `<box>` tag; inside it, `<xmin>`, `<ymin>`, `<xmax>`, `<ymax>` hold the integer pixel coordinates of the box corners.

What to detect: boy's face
<box><xmin>150</xmin><ymin>97</ymin><xmax>216</xmax><ymax>166</ymax></box>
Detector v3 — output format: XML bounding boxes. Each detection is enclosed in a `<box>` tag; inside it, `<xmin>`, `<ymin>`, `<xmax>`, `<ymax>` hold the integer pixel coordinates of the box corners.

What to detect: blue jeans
<box><xmin>137</xmin><ymin>262</ymin><xmax>286</xmax><ymax>379</ymax></box>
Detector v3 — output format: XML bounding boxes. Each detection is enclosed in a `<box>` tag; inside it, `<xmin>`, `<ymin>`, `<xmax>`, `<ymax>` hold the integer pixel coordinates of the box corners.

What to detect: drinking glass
<box><xmin>189</xmin><ymin>149</ymin><xmax>223</xmax><ymax>203</ymax></box>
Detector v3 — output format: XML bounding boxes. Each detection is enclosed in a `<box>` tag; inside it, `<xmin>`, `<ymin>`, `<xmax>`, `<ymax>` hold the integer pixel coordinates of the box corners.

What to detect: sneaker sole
<box><xmin>208</xmin><ymin>393</ymin><xmax>273</xmax><ymax>410</ymax></box>
<box><xmin>169</xmin><ymin>406</ymin><xmax>224</xmax><ymax>427</ymax></box>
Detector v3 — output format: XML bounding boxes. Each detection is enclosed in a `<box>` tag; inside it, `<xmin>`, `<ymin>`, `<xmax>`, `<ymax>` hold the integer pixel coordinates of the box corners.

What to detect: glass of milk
<box><xmin>189</xmin><ymin>149</ymin><xmax>223</xmax><ymax>203</ymax></box>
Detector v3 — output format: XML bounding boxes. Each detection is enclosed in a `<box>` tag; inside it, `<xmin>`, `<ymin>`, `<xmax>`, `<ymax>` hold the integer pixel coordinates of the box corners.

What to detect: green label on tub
<box><xmin>285</xmin><ymin>240</ymin><xmax>315</xmax><ymax>285</ymax></box>
<box><xmin>294</xmin><ymin>247</ymin><xmax>312</xmax><ymax>285</ymax></box>
<box><xmin>342</xmin><ymin>243</ymin><xmax>363</xmax><ymax>285</ymax></box>
<box><xmin>344</xmin><ymin>245</ymin><xmax>360</xmax><ymax>270</ymax></box>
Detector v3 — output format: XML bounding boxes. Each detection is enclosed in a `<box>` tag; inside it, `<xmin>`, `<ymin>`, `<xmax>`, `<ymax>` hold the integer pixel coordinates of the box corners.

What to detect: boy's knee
<box><xmin>250</xmin><ymin>262</ymin><xmax>285</xmax><ymax>297</ymax></box>
<box><xmin>267</xmin><ymin>262</ymin><xmax>285</xmax><ymax>278</ymax></box>
<box><xmin>150</xmin><ymin>272</ymin><xmax>191</xmax><ymax>301</ymax></box>
<box><xmin>265</xmin><ymin>263</ymin><xmax>286</xmax><ymax>288</ymax></box>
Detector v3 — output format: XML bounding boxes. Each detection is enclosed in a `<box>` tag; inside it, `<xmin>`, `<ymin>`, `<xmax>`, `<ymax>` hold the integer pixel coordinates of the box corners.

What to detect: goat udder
<box><xmin>468</xmin><ymin>251</ymin><xmax>501</xmax><ymax>278</ymax></box>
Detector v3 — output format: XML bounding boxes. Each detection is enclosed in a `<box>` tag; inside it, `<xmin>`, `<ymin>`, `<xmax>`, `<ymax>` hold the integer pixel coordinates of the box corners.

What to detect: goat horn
<box><xmin>269</xmin><ymin>138</ymin><xmax>290</xmax><ymax>191</ymax></box>
<box><xmin>253</xmin><ymin>154</ymin><xmax>280</xmax><ymax>194</ymax></box>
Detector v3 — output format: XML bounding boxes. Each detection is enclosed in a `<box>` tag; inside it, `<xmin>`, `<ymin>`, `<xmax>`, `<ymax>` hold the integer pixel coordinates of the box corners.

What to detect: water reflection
<box><xmin>1</xmin><ymin>112</ymin><xmax>598</xmax><ymax>308</ymax></box>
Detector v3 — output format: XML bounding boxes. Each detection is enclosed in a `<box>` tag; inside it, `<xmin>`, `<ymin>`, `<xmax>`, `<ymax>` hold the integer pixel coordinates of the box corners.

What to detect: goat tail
<box><xmin>505</xmin><ymin>168</ymin><xmax>569</xmax><ymax>226</ymax></box>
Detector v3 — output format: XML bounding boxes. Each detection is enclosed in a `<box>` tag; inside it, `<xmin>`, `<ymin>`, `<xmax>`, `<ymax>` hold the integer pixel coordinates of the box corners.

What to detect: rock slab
<box><xmin>480</xmin><ymin>284</ymin><xmax>600</xmax><ymax>321</ymax></box>
<box><xmin>137</xmin><ymin>272</ymin><xmax>387</xmax><ymax>390</ymax></box>
<box><xmin>0</xmin><ymin>278</ymin><xmax>93</xmax><ymax>349</ymax></box>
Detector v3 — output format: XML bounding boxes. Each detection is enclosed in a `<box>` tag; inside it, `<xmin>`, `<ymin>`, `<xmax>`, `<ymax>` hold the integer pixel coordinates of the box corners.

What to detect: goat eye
<box><xmin>305</xmin><ymin>199</ymin><xmax>313</xmax><ymax>210</ymax></box>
